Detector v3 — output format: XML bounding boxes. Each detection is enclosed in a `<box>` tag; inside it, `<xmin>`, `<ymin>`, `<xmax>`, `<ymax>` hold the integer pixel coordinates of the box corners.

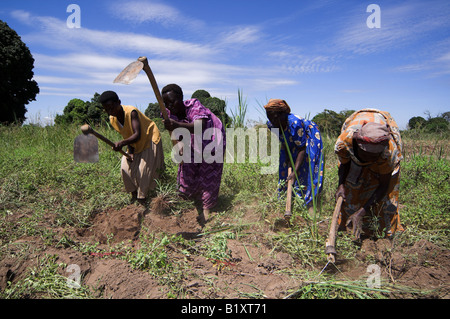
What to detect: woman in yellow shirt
<box><xmin>99</xmin><ymin>91</ymin><xmax>164</xmax><ymax>204</ymax></box>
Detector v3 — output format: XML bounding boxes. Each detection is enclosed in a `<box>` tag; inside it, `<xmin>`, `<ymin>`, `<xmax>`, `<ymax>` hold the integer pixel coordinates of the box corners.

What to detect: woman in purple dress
<box><xmin>162</xmin><ymin>84</ymin><xmax>225</xmax><ymax>226</ymax></box>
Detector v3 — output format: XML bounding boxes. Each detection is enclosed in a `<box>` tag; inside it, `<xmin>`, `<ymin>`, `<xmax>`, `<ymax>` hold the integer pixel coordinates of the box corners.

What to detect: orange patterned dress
<box><xmin>334</xmin><ymin>109</ymin><xmax>404</xmax><ymax>237</ymax></box>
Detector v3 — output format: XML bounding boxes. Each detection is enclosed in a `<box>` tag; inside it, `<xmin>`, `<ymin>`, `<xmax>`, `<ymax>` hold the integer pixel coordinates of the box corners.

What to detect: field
<box><xmin>0</xmin><ymin>123</ymin><xmax>449</xmax><ymax>300</ymax></box>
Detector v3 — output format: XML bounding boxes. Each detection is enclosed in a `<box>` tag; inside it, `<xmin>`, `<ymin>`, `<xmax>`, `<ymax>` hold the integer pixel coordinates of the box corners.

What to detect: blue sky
<box><xmin>1</xmin><ymin>0</ymin><xmax>449</xmax><ymax>129</ymax></box>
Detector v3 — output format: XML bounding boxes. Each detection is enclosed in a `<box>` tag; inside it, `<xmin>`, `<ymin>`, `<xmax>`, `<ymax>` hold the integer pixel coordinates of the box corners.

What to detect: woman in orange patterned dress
<box><xmin>334</xmin><ymin>108</ymin><xmax>404</xmax><ymax>239</ymax></box>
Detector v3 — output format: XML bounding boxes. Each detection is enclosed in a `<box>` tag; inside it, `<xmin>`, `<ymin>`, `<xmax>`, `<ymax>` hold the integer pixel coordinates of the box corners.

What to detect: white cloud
<box><xmin>268</xmin><ymin>50</ymin><xmax>338</xmax><ymax>74</ymax></box>
<box><xmin>108</xmin><ymin>0</ymin><xmax>205</xmax><ymax>30</ymax></box>
<box><xmin>221</xmin><ymin>26</ymin><xmax>262</xmax><ymax>45</ymax></box>
<box><xmin>10</xmin><ymin>10</ymin><xmax>32</xmax><ymax>24</ymax></box>
<box><xmin>437</xmin><ymin>52</ymin><xmax>450</xmax><ymax>62</ymax></box>
<box><xmin>16</xmin><ymin>11</ymin><xmax>215</xmax><ymax>60</ymax></box>
<box><xmin>11</xmin><ymin>10</ymin><xmax>300</xmax><ymax>111</ymax></box>
<box><xmin>334</xmin><ymin>1</ymin><xmax>450</xmax><ymax>55</ymax></box>
<box><xmin>110</xmin><ymin>1</ymin><xmax>180</xmax><ymax>25</ymax></box>
<box><xmin>34</xmin><ymin>54</ymin><xmax>132</xmax><ymax>73</ymax></box>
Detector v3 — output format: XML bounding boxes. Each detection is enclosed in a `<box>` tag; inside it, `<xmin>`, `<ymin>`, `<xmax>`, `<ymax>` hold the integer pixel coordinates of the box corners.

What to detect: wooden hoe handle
<box><xmin>285</xmin><ymin>167</ymin><xmax>293</xmax><ymax>217</ymax></box>
<box><xmin>138</xmin><ymin>56</ymin><xmax>169</xmax><ymax>121</ymax></box>
<box><xmin>138</xmin><ymin>56</ymin><xmax>179</xmax><ymax>149</ymax></box>
<box><xmin>81</xmin><ymin>124</ymin><xmax>131</xmax><ymax>160</ymax></box>
<box><xmin>325</xmin><ymin>196</ymin><xmax>344</xmax><ymax>263</ymax></box>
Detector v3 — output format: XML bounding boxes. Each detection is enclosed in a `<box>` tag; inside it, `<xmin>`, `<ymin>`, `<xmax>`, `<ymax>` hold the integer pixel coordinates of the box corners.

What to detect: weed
<box><xmin>1</xmin><ymin>254</ymin><xmax>92</xmax><ymax>299</ymax></box>
<box><xmin>230</xmin><ymin>89</ymin><xmax>248</xmax><ymax>128</ymax></box>
<box><xmin>202</xmin><ymin>231</ymin><xmax>236</xmax><ymax>262</ymax></box>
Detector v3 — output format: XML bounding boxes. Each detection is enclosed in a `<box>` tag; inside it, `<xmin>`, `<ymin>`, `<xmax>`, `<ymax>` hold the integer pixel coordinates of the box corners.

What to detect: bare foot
<box><xmin>203</xmin><ymin>209</ymin><xmax>210</xmax><ymax>221</ymax></box>
<box><xmin>197</xmin><ymin>209</ymin><xmax>210</xmax><ymax>227</ymax></box>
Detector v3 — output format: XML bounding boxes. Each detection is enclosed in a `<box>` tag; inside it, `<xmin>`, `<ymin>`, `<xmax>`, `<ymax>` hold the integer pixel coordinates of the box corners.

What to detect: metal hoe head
<box><xmin>74</xmin><ymin>133</ymin><xmax>99</xmax><ymax>163</ymax></box>
<box><xmin>113</xmin><ymin>60</ymin><xmax>144</xmax><ymax>85</ymax></box>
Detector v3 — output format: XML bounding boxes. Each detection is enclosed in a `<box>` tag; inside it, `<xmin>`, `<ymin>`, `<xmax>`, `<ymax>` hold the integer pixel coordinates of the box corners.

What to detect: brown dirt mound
<box><xmin>85</xmin><ymin>205</ymin><xmax>144</xmax><ymax>244</ymax></box>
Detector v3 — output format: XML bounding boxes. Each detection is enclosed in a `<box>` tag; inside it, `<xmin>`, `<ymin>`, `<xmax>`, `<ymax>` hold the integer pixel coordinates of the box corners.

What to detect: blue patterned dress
<box><xmin>268</xmin><ymin>114</ymin><xmax>324</xmax><ymax>206</ymax></box>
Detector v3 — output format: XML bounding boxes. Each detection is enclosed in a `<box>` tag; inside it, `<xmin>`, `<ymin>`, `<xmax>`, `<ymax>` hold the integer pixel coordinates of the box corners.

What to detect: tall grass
<box><xmin>0</xmin><ymin>124</ymin><xmax>128</xmax><ymax>235</ymax></box>
<box><xmin>230</xmin><ymin>89</ymin><xmax>248</xmax><ymax>128</ymax></box>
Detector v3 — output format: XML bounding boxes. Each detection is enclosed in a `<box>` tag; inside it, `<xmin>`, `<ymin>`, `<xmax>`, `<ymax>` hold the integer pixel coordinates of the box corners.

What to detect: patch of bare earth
<box><xmin>1</xmin><ymin>204</ymin><xmax>449</xmax><ymax>299</ymax></box>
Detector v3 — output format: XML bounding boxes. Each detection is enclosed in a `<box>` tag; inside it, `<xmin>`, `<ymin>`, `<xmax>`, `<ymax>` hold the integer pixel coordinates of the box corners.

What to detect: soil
<box><xmin>1</xmin><ymin>204</ymin><xmax>449</xmax><ymax>299</ymax></box>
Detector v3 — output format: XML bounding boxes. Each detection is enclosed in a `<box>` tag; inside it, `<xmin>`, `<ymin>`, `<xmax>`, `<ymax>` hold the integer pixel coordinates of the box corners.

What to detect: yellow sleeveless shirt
<box><xmin>109</xmin><ymin>105</ymin><xmax>161</xmax><ymax>154</ymax></box>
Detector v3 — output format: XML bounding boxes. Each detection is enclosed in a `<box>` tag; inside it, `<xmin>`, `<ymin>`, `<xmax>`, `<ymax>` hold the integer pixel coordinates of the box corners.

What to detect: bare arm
<box><xmin>113</xmin><ymin>110</ymin><xmax>141</xmax><ymax>154</ymax></box>
<box><xmin>287</xmin><ymin>146</ymin><xmax>306</xmax><ymax>181</ymax></box>
<box><xmin>335</xmin><ymin>161</ymin><xmax>350</xmax><ymax>201</ymax></box>
<box><xmin>164</xmin><ymin>118</ymin><xmax>206</xmax><ymax>134</ymax></box>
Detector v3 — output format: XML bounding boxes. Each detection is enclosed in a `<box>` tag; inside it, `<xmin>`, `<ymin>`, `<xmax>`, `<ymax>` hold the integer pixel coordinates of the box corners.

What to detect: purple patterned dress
<box><xmin>167</xmin><ymin>99</ymin><xmax>225</xmax><ymax>210</ymax></box>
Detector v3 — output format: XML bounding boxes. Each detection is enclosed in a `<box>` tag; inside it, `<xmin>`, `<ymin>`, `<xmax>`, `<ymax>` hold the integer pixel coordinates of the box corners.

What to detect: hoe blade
<box><xmin>113</xmin><ymin>60</ymin><xmax>144</xmax><ymax>85</ymax></box>
<box><xmin>74</xmin><ymin>134</ymin><xmax>99</xmax><ymax>163</ymax></box>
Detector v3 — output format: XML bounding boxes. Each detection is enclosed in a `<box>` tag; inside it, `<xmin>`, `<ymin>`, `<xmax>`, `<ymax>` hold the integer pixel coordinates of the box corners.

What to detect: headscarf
<box><xmin>355</xmin><ymin>122</ymin><xmax>390</xmax><ymax>153</ymax></box>
<box><xmin>264</xmin><ymin>99</ymin><xmax>291</xmax><ymax>114</ymax></box>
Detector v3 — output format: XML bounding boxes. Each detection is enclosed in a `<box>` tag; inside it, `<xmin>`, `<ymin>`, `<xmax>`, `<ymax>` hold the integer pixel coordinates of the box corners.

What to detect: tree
<box><xmin>0</xmin><ymin>20</ymin><xmax>39</xmax><ymax>124</ymax></box>
<box><xmin>144</xmin><ymin>102</ymin><xmax>164</xmax><ymax>132</ymax></box>
<box><xmin>203</xmin><ymin>96</ymin><xmax>231</xmax><ymax>127</ymax></box>
<box><xmin>312</xmin><ymin>109</ymin><xmax>355</xmax><ymax>137</ymax></box>
<box><xmin>54</xmin><ymin>93</ymin><xmax>108</xmax><ymax>125</ymax></box>
<box><xmin>407</xmin><ymin>113</ymin><xmax>450</xmax><ymax>133</ymax></box>
<box><xmin>192</xmin><ymin>90</ymin><xmax>231</xmax><ymax>127</ymax></box>
<box><xmin>191</xmin><ymin>90</ymin><xmax>211</xmax><ymax>104</ymax></box>
<box><xmin>441</xmin><ymin>111</ymin><xmax>450</xmax><ymax>122</ymax></box>
<box><xmin>145</xmin><ymin>89</ymin><xmax>231</xmax><ymax>126</ymax></box>
<box><xmin>408</xmin><ymin>116</ymin><xmax>426</xmax><ymax>130</ymax></box>
<box><xmin>425</xmin><ymin>117</ymin><xmax>449</xmax><ymax>133</ymax></box>
<box><xmin>144</xmin><ymin>102</ymin><xmax>161</xmax><ymax>119</ymax></box>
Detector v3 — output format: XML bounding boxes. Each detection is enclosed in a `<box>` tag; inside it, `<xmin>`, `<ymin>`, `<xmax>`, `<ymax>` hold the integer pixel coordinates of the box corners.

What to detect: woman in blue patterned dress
<box><xmin>265</xmin><ymin>99</ymin><xmax>324</xmax><ymax>215</ymax></box>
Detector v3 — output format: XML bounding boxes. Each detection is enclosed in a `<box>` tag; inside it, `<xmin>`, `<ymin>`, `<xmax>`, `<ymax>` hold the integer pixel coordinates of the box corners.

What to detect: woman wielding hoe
<box><xmin>161</xmin><ymin>84</ymin><xmax>225</xmax><ymax>226</ymax></box>
<box><xmin>265</xmin><ymin>99</ymin><xmax>324</xmax><ymax>217</ymax></box>
<box><xmin>100</xmin><ymin>90</ymin><xmax>164</xmax><ymax>205</ymax></box>
<box><xmin>334</xmin><ymin>108</ymin><xmax>404</xmax><ymax>240</ymax></box>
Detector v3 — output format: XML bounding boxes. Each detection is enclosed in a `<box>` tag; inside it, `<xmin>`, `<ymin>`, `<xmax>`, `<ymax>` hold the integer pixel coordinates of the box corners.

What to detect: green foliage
<box><xmin>1</xmin><ymin>254</ymin><xmax>92</xmax><ymax>299</ymax></box>
<box><xmin>125</xmin><ymin>232</ymin><xmax>171</xmax><ymax>271</ymax></box>
<box><xmin>0</xmin><ymin>124</ymin><xmax>127</xmax><ymax>236</ymax></box>
<box><xmin>407</xmin><ymin>114</ymin><xmax>449</xmax><ymax>133</ymax></box>
<box><xmin>201</xmin><ymin>231</ymin><xmax>236</xmax><ymax>261</ymax></box>
<box><xmin>400</xmin><ymin>156</ymin><xmax>450</xmax><ymax>242</ymax></box>
<box><xmin>204</xmin><ymin>96</ymin><xmax>231</xmax><ymax>127</ymax></box>
<box><xmin>0</xmin><ymin>20</ymin><xmax>39</xmax><ymax>124</ymax></box>
<box><xmin>312</xmin><ymin>109</ymin><xmax>355</xmax><ymax>138</ymax></box>
<box><xmin>144</xmin><ymin>102</ymin><xmax>161</xmax><ymax>119</ymax></box>
<box><xmin>192</xmin><ymin>89</ymin><xmax>231</xmax><ymax>127</ymax></box>
<box><xmin>191</xmin><ymin>89</ymin><xmax>211</xmax><ymax>102</ymax></box>
<box><xmin>230</xmin><ymin>89</ymin><xmax>248</xmax><ymax>128</ymax></box>
<box><xmin>144</xmin><ymin>89</ymin><xmax>231</xmax><ymax>126</ymax></box>
<box><xmin>425</xmin><ymin>117</ymin><xmax>449</xmax><ymax>133</ymax></box>
<box><xmin>288</xmin><ymin>279</ymin><xmax>389</xmax><ymax>299</ymax></box>
<box><xmin>54</xmin><ymin>93</ymin><xmax>108</xmax><ymax>126</ymax></box>
<box><xmin>408</xmin><ymin>116</ymin><xmax>427</xmax><ymax>130</ymax></box>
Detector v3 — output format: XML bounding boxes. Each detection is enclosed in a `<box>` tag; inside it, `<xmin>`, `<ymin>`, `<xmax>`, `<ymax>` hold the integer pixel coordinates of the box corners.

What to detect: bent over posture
<box><xmin>161</xmin><ymin>84</ymin><xmax>225</xmax><ymax>225</ymax></box>
<box><xmin>265</xmin><ymin>99</ymin><xmax>324</xmax><ymax>214</ymax></box>
<box><xmin>100</xmin><ymin>91</ymin><xmax>164</xmax><ymax>204</ymax></box>
<box><xmin>335</xmin><ymin>108</ymin><xmax>404</xmax><ymax>239</ymax></box>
